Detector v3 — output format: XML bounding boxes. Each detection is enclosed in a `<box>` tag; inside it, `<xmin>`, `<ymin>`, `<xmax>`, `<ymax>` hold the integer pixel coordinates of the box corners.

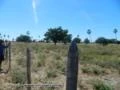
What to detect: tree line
<box><xmin>0</xmin><ymin>26</ymin><xmax>119</xmax><ymax>45</ymax></box>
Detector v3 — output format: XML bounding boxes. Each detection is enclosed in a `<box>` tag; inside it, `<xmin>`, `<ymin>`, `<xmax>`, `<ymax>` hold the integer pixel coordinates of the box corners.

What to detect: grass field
<box><xmin>0</xmin><ymin>42</ymin><xmax>120</xmax><ymax>90</ymax></box>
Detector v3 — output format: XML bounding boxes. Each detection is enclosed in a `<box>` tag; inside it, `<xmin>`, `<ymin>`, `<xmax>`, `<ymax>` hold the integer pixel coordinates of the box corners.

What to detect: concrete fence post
<box><xmin>66</xmin><ymin>40</ymin><xmax>79</xmax><ymax>90</ymax></box>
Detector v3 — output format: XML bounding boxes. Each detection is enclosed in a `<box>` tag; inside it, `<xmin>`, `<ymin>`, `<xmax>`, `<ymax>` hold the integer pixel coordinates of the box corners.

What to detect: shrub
<box><xmin>46</xmin><ymin>69</ymin><xmax>57</xmax><ymax>78</ymax></box>
<box><xmin>93</xmin><ymin>80</ymin><xmax>113</xmax><ymax>90</ymax></box>
<box><xmin>16</xmin><ymin>35</ymin><xmax>32</xmax><ymax>42</ymax></box>
<box><xmin>95</xmin><ymin>37</ymin><xmax>108</xmax><ymax>45</ymax></box>
<box><xmin>81</xmin><ymin>65</ymin><xmax>105</xmax><ymax>75</ymax></box>
<box><xmin>84</xmin><ymin>38</ymin><xmax>90</xmax><ymax>44</ymax></box>
<box><xmin>74</xmin><ymin>37</ymin><xmax>81</xmax><ymax>43</ymax></box>
<box><xmin>11</xmin><ymin>67</ymin><xmax>26</xmax><ymax>84</ymax></box>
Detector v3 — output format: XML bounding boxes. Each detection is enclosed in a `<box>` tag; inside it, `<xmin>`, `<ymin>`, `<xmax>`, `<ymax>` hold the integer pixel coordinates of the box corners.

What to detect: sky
<box><xmin>0</xmin><ymin>0</ymin><xmax>120</xmax><ymax>41</ymax></box>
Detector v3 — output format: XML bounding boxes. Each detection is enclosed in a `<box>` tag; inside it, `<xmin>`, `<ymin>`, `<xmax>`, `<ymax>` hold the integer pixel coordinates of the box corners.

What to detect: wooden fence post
<box><xmin>8</xmin><ymin>42</ymin><xmax>11</xmax><ymax>71</ymax></box>
<box><xmin>26</xmin><ymin>48</ymin><xmax>32</xmax><ymax>90</ymax></box>
<box><xmin>66</xmin><ymin>40</ymin><xmax>79</xmax><ymax>90</ymax></box>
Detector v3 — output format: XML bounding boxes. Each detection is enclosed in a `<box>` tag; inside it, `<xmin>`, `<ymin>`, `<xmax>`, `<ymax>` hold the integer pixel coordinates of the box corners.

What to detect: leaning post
<box><xmin>66</xmin><ymin>39</ymin><xmax>79</xmax><ymax>90</ymax></box>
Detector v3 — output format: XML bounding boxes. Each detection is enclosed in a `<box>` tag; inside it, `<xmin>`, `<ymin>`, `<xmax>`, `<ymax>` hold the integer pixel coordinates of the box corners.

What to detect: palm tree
<box><xmin>87</xmin><ymin>29</ymin><xmax>92</xmax><ymax>42</ymax></box>
<box><xmin>0</xmin><ymin>33</ymin><xmax>1</xmax><ymax>39</ymax></box>
<box><xmin>4</xmin><ymin>34</ymin><xmax>6</xmax><ymax>40</ymax></box>
<box><xmin>7</xmin><ymin>35</ymin><xmax>9</xmax><ymax>39</ymax></box>
<box><xmin>26</xmin><ymin>31</ymin><xmax>30</xmax><ymax>36</ymax></box>
<box><xmin>113</xmin><ymin>28</ymin><xmax>118</xmax><ymax>40</ymax></box>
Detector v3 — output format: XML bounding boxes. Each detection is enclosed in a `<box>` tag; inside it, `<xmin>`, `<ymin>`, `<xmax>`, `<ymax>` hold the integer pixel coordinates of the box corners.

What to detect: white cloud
<box><xmin>32</xmin><ymin>0</ymin><xmax>39</xmax><ymax>24</ymax></box>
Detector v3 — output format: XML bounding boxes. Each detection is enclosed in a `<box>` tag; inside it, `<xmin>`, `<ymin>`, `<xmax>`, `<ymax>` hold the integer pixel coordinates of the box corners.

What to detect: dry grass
<box><xmin>0</xmin><ymin>42</ymin><xmax>120</xmax><ymax>90</ymax></box>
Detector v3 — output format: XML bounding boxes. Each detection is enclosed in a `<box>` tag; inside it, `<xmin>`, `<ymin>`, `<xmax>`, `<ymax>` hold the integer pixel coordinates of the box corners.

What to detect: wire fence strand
<box><xmin>2</xmin><ymin>84</ymin><xmax>64</xmax><ymax>90</ymax></box>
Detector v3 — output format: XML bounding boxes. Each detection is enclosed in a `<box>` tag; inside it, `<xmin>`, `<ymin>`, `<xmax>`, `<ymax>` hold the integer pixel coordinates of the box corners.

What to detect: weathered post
<box><xmin>26</xmin><ymin>48</ymin><xmax>32</xmax><ymax>90</ymax></box>
<box><xmin>66</xmin><ymin>40</ymin><xmax>79</xmax><ymax>90</ymax></box>
<box><xmin>4</xmin><ymin>41</ymin><xmax>8</xmax><ymax>60</ymax></box>
<box><xmin>8</xmin><ymin>42</ymin><xmax>11</xmax><ymax>71</ymax></box>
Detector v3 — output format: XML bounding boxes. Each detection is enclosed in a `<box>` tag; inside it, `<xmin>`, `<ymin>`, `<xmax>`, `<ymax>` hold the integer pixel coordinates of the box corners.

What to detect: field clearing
<box><xmin>0</xmin><ymin>42</ymin><xmax>120</xmax><ymax>90</ymax></box>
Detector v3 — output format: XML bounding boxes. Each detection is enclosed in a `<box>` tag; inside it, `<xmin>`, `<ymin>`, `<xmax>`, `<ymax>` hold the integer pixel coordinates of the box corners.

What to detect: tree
<box><xmin>87</xmin><ymin>29</ymin><xmax>92</xmax><ymax>42</ymax></box>
<box><xmin>63</xmin><ymin>34</ymin><xmax>72</xmax><ymax>44</ymax></box>
<box><xmin>0</xmin><ymin>33</ymin><xmax>2</xmax><ymax>39</ymax></box>
<box><xmin>7</xmin><ymin>35</ymin><xmax>10</xmax><ymax>40</ymax></box>
<box><xmin>113</xmin><ymin>28</ymin><xmax>118</xmax><ymax>40</ymax></box>
<box><xmin>84</xmin><ymin>38</ymin><xmax>90</xmax><ymax>44</ymax></box>
<box><xmin>4</xmin><ymin>34</ymin><xmax>6</xmax><ymax>38</ymax></box>
<box><xmin>44</xmin><ymin>26</ymin><xmax>71</xmax><ymax>45</ymax></box>
<box><xmin>95</xmin><ymin>37</ymin><xmax>108</xmax><ymax>45</ymax></box>
<box><xmin>16</xmin><ymin>35</ymin><xmax>32</xmax><ymax>42</ymax></box>
<box><xmin>74</xmin><ymin>35</ymin><xmax>81</xmax><ymax>43</ymax></box>
<box><xmin>26</xmin><ymin>31</ymin><xmax>30</xmax><ymax>36</ymax></box>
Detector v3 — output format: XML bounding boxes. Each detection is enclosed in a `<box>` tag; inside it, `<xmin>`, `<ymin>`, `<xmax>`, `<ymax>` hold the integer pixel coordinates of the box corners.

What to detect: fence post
<box><xmin>26</xmin><ymin>48</ymin><xmax>32</xmax><ymax>90</ymax></box>
<box><xmin>8</xmin><ymin>42</ymin><xmax>11</xmax><ymax>71</ymax></box>
<box><xmin>66</xmin><ymin>40</ymin><xmax>79</xmax><ymax>90</ymax></box>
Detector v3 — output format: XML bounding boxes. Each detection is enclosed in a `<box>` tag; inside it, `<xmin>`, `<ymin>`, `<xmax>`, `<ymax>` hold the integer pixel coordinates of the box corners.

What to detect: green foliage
<box><xmin>87</xmin><ymin>29</ymin><xmax>92</xmax><ymax>35</ymax></box>
<box><xmin>95</xmin><ymin>37</ymin><xmax>119</xmax><ymax>45</ymax></box>
<box><xmin>63</xmin><ymin>34</ymin><xmax>72</xmax><ymax>44</ymax></box>
<box><xmin>93</xmin><ymin>80</ymin><xmax>113</xmax><ymax>90</ymax></box>
<box><xmin>81</xmin><ymin>65</ymin><xmax>105</xmax><ymax>75</ymax></box>
<box><xmin>74</xmin><ymin>37</ymin><xmax>81</xmax><ymax>43</ymax></box>
<box><xmin>113</xmin><ymin>28</ymin><xmax>118</xmax><ymax>34</ymax></box>
<box><xmin>16</xmin><ymin>35</ymin><xmax>32</xmax><ymax>42</ymax></box>
<box><xmin>95</xmin><ymin>37</ymin><xmax>108</xmax><ymax>45</ymax></box>
<box><xmin>46</xmin><ymin>69</ymin><xmax>57</xmax><ymax>78</ymax></box>
<box><xmin>11</xmin><ymin>67</ymin><xmax>26</xmax><ymax>84</ymax></box>
<box><xmin>44</xmin><ymin>26</ymin><xmax>72</xmax><ymax>44</ymax></box>
<box><xmin>84</xmin><ymin>38</ymin><xmax>90</xmax><ymax>44</ymax></box>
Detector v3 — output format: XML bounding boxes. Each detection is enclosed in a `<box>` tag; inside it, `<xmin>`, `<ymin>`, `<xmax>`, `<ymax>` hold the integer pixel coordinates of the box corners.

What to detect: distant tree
<box><xmin>38</xmin><ymin>35</ymin><xmax>40</xmax><ymax>39</ymax></box>
<box><xmin>4</xmin><ymin>34</ymin><xmax>6</xmax><ymax>38</ymax></box>
<box><xmin>44</xmin><ymin>26</ymin><xmax>71</xmax><ymax>45</ymax></box>
<box><xmin>7</xmin><ymin>35</ymin><xmax>10</xmax><ymax>40</ymax></box>
<box><xmin>107</xmin><ymin>39</ymin><xmax>116</xmax><ymax>44</ymax></box>
<box><xmin>63</xmin><ymin>34</ymin><xmax>72</xmax><ymax>44</ymax></box>
<box><xmin>87</xmin><ymin>29</ymin><xmax>92</xmax><ymax>42</ymax></box>
<box><xmin>12</xmin><ymin>38</ymin><xmax>15</xmax><ymax>42</ymax></box>
<box><xmin>74</xmin><ymin>35</ymin><xmax>81</xmax><ymax>43</ymax></box>
<box><xmin>0</xmin><ymin>33</ymin><xmax>2</xmax><ymax>39</ymax></box>
<box><xmin>113</xmin><ymin>28</ymin><xmax>118</xmax><ymax>41</ymax></box>
<box><xmin>95</xmin><ymin>37</ymin><xmax>108</xmax><ymax>45</ymax></box>
<box><xmin>26</xmin><ymin>31</ymin><xmax>30</xmax><ymax>36</ymax></box>
<box><xmin>84</xmin><ymin>38</ymin><xmax>90</xmax><ymax>44</ymax></box>
<box><xmin>44</xmin><ymin>37</ymin><xmax>50</xmax><ymax>43</ymax></box>
<box><xmin>16</xmin><ymin>35</ymin><xmax>32</xmax><ymax>42</ymax></box>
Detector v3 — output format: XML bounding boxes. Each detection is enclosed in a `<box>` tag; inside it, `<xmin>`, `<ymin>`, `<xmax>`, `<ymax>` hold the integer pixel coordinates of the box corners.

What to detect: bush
<box><xmin>46</xmin><ymin>69</ymin><xmax>57</xmax><ymax>78</ymax></box>
<box><xmin>81</xmin><ymin>65</ymin><xmax>105</xmax><ymax>75</ymax></box>
<box><xmin>84</xmin><ymin>38</ymin><xmax>90</xmax><ymax>44</ymax></box>
<box><xmin>95</xmin><ymin>37</ymin><xmax>108</xmax><ymax>45</ymax></box>
<box><xmin>16</xmin><ymin>35</ymin><xmax>32</xmax><ymax>42</ymax></box>
<box><xmin>93</xmin><ymin>80</ymin><xmax>113</xmax><ymax>90</ymax></box>
<box><xmin>74</xmin><ymin>37</ymin><xmax>81</xmax><ymax>43</ymax></box>
<box><xmin>11</xmin><ymin>67</ymin><xmax>26</xmax><ymax>84</ymax></box>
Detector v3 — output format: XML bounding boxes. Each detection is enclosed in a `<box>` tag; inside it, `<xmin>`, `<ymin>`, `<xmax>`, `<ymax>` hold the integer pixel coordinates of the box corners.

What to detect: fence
<box><xmin>2</xmin><ymin>84</ymin><xmax>64</xmax><ymax>90</ymax></box>
<box><xmin>3</xmin><ymin>40</ymin><xmax>79</xmax><ymax>90</ymax></box>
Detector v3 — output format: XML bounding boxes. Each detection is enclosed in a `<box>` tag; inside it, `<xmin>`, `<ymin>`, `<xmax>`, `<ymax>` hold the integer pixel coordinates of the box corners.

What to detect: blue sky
<box><xmin>0</xmin><ymin>0</ymin><xmax>120</xmax><ymax>41</ymax></box>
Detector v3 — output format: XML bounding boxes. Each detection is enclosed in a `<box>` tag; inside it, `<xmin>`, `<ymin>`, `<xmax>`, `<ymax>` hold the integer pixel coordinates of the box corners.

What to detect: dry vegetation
<box><xmin>0</xmin><ymin>42</ymin><xmax>120</xmax><ymax>90</ymax></box>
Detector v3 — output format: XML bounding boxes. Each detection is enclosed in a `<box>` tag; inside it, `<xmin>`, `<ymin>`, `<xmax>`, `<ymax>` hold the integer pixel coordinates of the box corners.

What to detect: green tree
<box><xmin>7</xmin><ymin>35</ymin><xmax>10</xmax><ymax>40</ymax></box>
<box><xmin>63</xmin><ymin>34</ymin><xmax>72</xmax><ymax>44</ymax></box>
<box><xmin>84</xmin><ymin>38</ymin><xmax>90</xmax><ymax>44</ymax></box>
<box><xmin>113</xmin><ymin>28</ymin><xmax>118</xmax><ymax>40</ymax></box>
<box><xmin>0</xmin><ymin>33</ymin><xmax>2</xmax><ymax>39</ymax></box>
<box><xmin>16</xmin><ymin>35</ymin><xmax>32</xmax><ymax>42</ymax></box>
<box><xmin>26</xmin><ymin>31</ymin><xmax>30</xmax><ymax>36</ymax></box>
<box><xmin>87</xmin><ymin>29</ymin><xmax>92</xmax><ymax>42</ymax></box>
<box><xmin>95</xmin><ymin>37</ymin><xmax>108</xmax><ymax>45</ymax></box>
<box><xmin>74</xmin><ymin>35</ymin><xmax>81</xmax><ymax>43</ymax></box>
<box><xmin>44</xmin><ymin>26</ymin><xmax>71</xmax><ymax>45</ymax></box>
